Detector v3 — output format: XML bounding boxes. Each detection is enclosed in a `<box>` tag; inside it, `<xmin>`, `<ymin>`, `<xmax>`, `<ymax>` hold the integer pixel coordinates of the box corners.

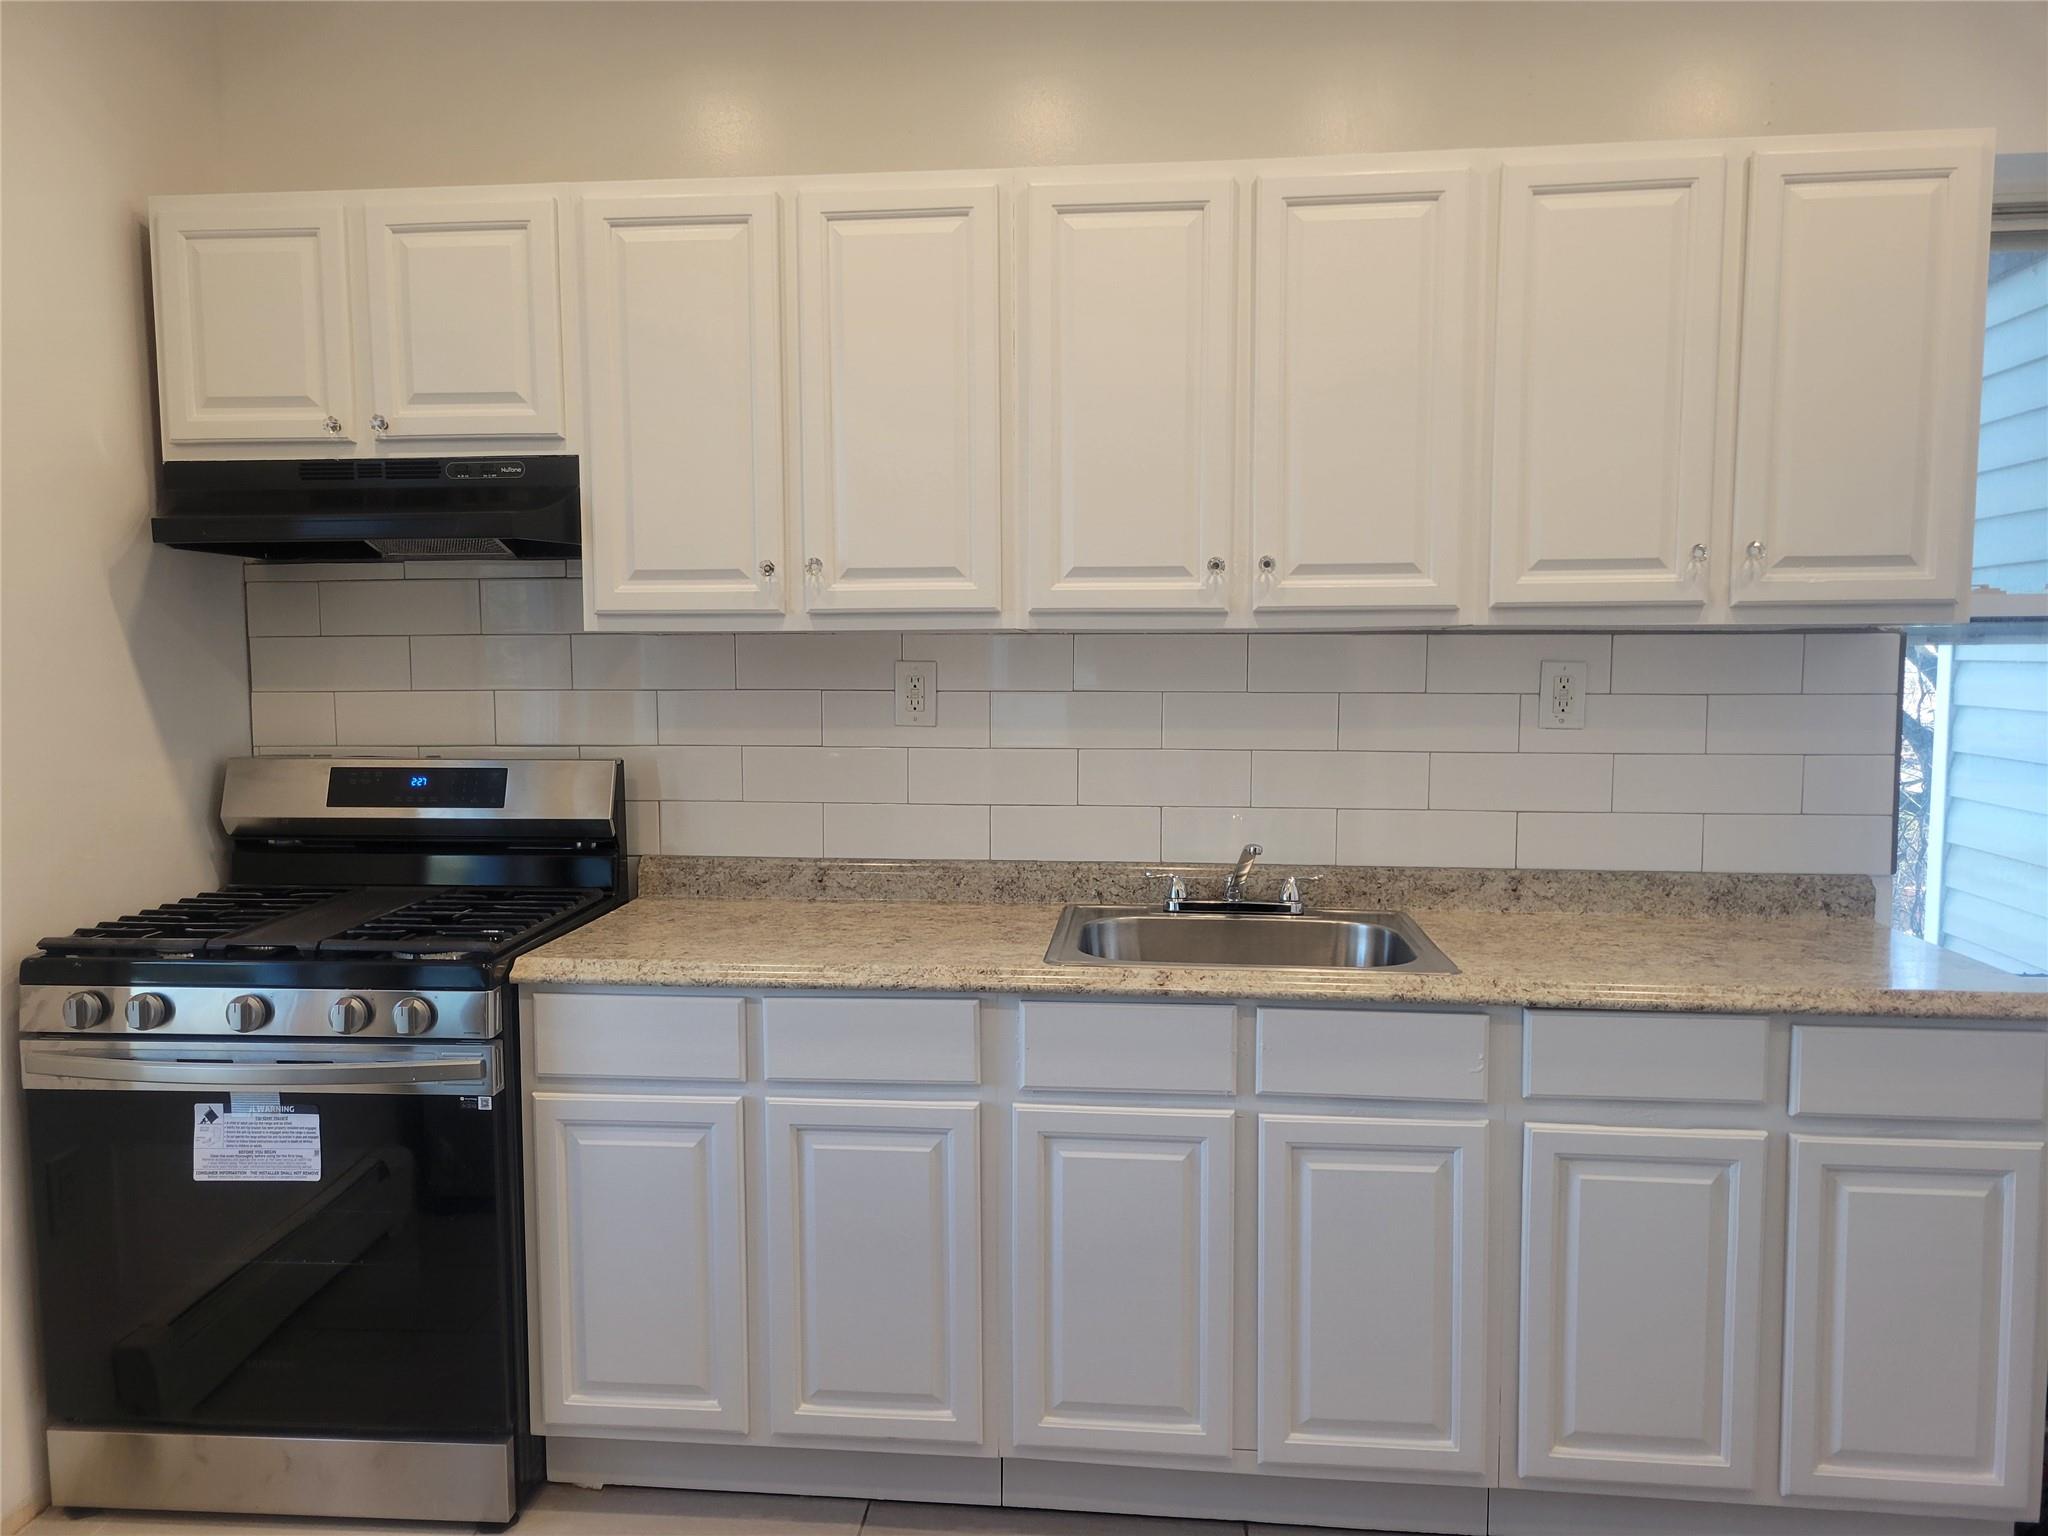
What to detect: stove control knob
<box><xmin>225</xmin><ymin>994</ymin><xmax>271</xmax><ymax>1033</ymax></box>
<box><xmin>391</xmin><ymin>996</ymin><xmax>436</xmax><ymax>1036</ymax></box>
<box><xmin>62</xmin><ymin>992</ymin><xmax>108</xmax><ymax>1030</ymax></box>
<box><xmin>125</xmin><ymin>993</ymin><xmax>172</xmax><ymax>1032</ymax></box>
<box><xmin>328</xmin><ymin>996</ymin><xmax>372</xmax><ymax>1035</ymax></box>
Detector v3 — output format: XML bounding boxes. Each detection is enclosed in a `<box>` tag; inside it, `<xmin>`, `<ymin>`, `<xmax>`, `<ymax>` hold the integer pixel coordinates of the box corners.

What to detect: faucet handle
<box><xmin>1141</xmin><ymin>870</ymin><xmax>1189</xmax><ymax>908</ymax></box>
<box><xmin>1279</xmin><ymin>874</ymin><xmax>1320</xmax><ymax>908</ymax></box>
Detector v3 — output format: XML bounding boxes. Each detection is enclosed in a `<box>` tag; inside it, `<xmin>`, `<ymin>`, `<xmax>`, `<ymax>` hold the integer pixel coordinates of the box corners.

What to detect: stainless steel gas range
<box><xmin>17</xmin><ymin>756</ymin><xmax>625</xmax><ymax>1525</ymax></box>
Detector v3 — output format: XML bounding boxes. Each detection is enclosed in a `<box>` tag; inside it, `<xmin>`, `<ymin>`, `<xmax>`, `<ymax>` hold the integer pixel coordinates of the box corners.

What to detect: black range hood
<box><xmin>151</xmin><ymin>455</ymin><xmax>580</xmax><ymax>562</ymax></box>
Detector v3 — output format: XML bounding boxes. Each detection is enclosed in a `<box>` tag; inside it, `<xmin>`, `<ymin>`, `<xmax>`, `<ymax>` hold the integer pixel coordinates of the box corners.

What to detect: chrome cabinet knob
<box><xmin>62</xmin><ymin>992</ymin><xmax>107</xmax><ymax>1031</ymax></box>
<box><xmin>370</xmin><ymin>412</ymin><xmax>389</xmax><ymax>434</ymax></box>
<box><xmin>329</xmin><ymin>996</ymin><xmax>372</xmax><ymax>1035</ymax></box>
<box><xmin>322</xmin><ymin>415</ymin><xmax>343</xmax><ymax>436</ymax></box>
<box><xmin>1258</xmin><ymin>555</ymin><xmax>1276</xmax><ymax>573</ymax></box>
<box><xmin>1690</xmin><ymin>543</ymin><xmax>1708</xmax><ymax>563</ymax></box>
<box><xmin>125</xmin><ymin>993</ymin><xmax>172</xmax><ymax>1032</ymax></box>
<box><xmin>1746</xmin><ymin>540</ymin><xmax>1766</xmax><ymax>560</ymax></box>
<box><xmin>1206</xmin><ymin>556</ymin><xmax>1226</xmax><ymax>574</ymax></box>
<box><xmin>225</xmin><ymin>994</ymin><xmax>272</xmax><ymax>1033</ymax></box>
<box><xmin>391</xmin><ymin>996</ymin><xmax>436</xmax><ymax>1036</ymax></box>
<box><xmin>759</xmin><ymin>560</ymin><xmax>776</xmax><ymax>579</ymax></box>
<box><xmin>804</xmin><ymin>557</ymin><xmax>823</xmax><ymax>578</ymax></box>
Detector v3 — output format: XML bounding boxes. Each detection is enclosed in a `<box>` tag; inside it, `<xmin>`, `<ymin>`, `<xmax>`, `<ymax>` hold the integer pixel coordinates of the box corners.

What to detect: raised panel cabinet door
<box><xmin>1782</xmin><ymin>1134</ymin><xmax>2043</xmax><ymax>1511</ymax></box>
<box><xmin>1251</xmin><ymin>165</ymin><xmax>1480</xmax><ymax>612</ymax></box>
<box><xmin>363</xmin><ymin>197</ymin><xmax>565</xmax><ymax>439</ymax></box>
<box><xmin>529</xmin><ymin>1092</ymin><xmax>746</xmax><ymax>1434</ymax></box>
<box><xmin>151</xmin><ymin>198</ymin><xmax>355</xmax><ymax>445</ymax></box>
<box><xmin>1730</xmin><ymin>137</ymin><xmax>1993</xmax><ymax>606</ymax></box>
<box><xmin>763</xmin><ymin>1098</ymin><xmax>982</xmax><ymax>1444</ymax></box>
<box><xmin>1011</xmin><ymin>1104</ymin><xmax>1234</xmax><ymax>1457</ymax></box>
<box><xmin>583</xmin><ymin>192</ymin><xmax>785</xmax><ymax>615</ymax></box>
<box><xmin>1490</xmin><ymin>153</ymin><xmax>1728</xmax><ymax>607</ymax></box>
<box><xmin>1519</xmin><ymin>1123</ymin><xmax>1768</xmax><ymax>1491</ymax></box>
<box><xmin>1022</xmin><ymin>176</ymin><xmax>1238</xmax><ymax>614</ymax></box>
<box><xmin>796</xmin><ymin>184</ymin><xmax>1001</xmax><ymax>613</ymax></box>
<box><xmin>1257</xmin><ymin>1114</ymin><xmax>1489</xmax><ymax>1474</ymax></box>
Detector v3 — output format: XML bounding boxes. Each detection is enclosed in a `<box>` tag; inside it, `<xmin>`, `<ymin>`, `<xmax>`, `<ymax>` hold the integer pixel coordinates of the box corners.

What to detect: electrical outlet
<box><xmin>895</xmin><ymin>659</ymin><xmax>937</xmax><ymax>727</ymax></box>
<box><xmin>1540</xmin><ymin>660</ymin><xmax>1587</xmax><ymax>730</ymax></box>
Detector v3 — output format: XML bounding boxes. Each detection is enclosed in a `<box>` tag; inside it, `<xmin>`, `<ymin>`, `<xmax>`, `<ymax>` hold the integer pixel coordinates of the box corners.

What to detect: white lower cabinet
<box><xmin>762</xmin><ymin>1097</ymin><xmax>982</xmax><ymax>1445</ymax></box>
<box><xmin>1781</xmin><ymin>1133</ymin><xmax>2044</xmax><ymax>1511</ymax></box>
<box><xmin>1257</xmin><ymin>1114</ymin><xmax>1489</xmax><ymax>1473</ymax></box>
<box><xmin>1518</xmin><ymin>1123</ymin><xmax>1769</xmax><ymax>1492</ymax></box>
<box><xmin>530</xmin><ymin>1092</ymin><xmax>747</xmax><ymax>1434</ymax></box>
<box><xmin>1010</xmin><ymin>1104</ymin><xmax>1235</xmax><ymax>1457</ymax></box>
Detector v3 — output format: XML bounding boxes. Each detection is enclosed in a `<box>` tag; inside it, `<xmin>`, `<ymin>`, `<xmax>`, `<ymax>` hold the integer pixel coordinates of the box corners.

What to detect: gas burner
<box><xmin>316</xmin><ymin>887</ymin><xmax>605</xmax><ymax>960</ymax></box>
<box><xmin>39</xmin><ymin>887</ymin><xmax>345</xmax><ymax>958</ymax></box>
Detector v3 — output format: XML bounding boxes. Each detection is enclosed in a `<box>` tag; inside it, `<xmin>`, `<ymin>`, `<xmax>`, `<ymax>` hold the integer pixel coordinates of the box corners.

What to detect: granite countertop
<box><xmin>514</xmin><ymin>897</ymin><xmax>2048</xmax><ymax>1020</ymax></box>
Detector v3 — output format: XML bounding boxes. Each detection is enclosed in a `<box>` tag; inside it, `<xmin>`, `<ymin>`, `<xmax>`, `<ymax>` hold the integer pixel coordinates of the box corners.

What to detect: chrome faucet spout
<box><xmin>1223</xmin><ymin>843</ymin><xmax>1264</xmax><ymax>903</ymax></box>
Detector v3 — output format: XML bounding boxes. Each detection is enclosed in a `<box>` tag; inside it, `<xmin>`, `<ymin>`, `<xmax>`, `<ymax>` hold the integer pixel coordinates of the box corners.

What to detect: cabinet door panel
<box><xmin>364</xmin><ymin>197</ymin><xmax>564</xmax><ymax>439</ymax></box>
<box><xmin>797</xmin><ymin>185</ymin><xmax>1001</xmax><ymax>612</ymax></box>
<box><xmin>1257</xmin><ymin>1115</ymin><xmax>1488</xmax><ymax>1473</ymax></box>
<box><xmin>1490</xmin><ymin>154</ymin><xmax>1726</xmax><ymax>607</ymax></box>
<box><xmin>1519</xmin><ymin>1123</ymin><xmax>1767</xmax><ymax>1491</ymax></box>
<box><xmin>530</xmin><ymin>1093</ymin><xmax>746</xmax><ymax>1434</ymax></box>
<box><xmin>1731</xmin><ymin>139</ymin><xmax>1991</xmax><ymax>605</ymax></box>
<box><xmin>152</xmin><ymin>199</ymin><xmax>354</xmax><ymax>445</ymax></box>
<box><xmin>764</xmin><ymin>1098</ymin><xmax>981</xmax><ymax>1444</ymax></box>
<box><xmin>583</xmin><ymin>192</ymin><xmax>784</xmax><ymax>615</ymax></box>
<box><xmin>1252</xmin><ymin>165</ymin><xmax>1477</xmax><ymax>612</ymax></box>
<box><xmin>1782</xmin><ymin>1134</ymin><xmax>2042</xmax><ymax>1510</ymax></box>
<box><xmin>1012</xmin><ymin>1104</ymin><xmax>1234</xmax><ymax>1456</ymax></box>
<box><xmin>1023</xmin><ymin>178</ymin><xmax>1237</xmax><ymax>614</ymax></box>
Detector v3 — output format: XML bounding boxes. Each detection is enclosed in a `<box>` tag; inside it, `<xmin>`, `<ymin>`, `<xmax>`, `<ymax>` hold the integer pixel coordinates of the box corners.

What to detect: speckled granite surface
<box><xmin>636</xmin><ymin>857</ymin><xmax>1877</xmax><ymax>919</ymax></box>
<box><xmin>515</xmin><ymin>897</ymin><xmax>2048</xmax><ymax>1019</ymax></box>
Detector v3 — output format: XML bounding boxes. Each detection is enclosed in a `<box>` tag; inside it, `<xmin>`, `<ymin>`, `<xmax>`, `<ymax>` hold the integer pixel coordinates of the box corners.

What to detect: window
<box><xmin>1976</xmin><ymin>230</ymin><xmax>2048</xmax><ymax>596</ymax></box>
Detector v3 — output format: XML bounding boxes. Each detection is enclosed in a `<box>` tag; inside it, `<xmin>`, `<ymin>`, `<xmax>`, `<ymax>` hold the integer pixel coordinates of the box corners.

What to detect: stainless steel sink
<box><xmin>1044</xmin><ymin>905</ymin><xmax>1457</xmax><ymax>973</ymax></box>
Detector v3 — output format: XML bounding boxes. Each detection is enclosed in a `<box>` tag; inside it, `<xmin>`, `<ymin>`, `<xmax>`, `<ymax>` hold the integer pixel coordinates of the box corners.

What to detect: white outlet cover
<box><xmin>895</xmin><ymin>659</ymin><xmax>937</xmax><ymax>727</ymax></box>
<box><xmin>1539</xmin><ymin>660</ymin><xmax>1587</xmax><ymax>729</ymax></box>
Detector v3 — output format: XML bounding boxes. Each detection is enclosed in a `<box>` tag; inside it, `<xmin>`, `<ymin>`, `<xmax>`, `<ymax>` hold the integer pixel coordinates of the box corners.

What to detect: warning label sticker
<box><xmin>192</xmin><ymin>1103</ymin><xmax>321</xmax><ymax>1182</ymax></box>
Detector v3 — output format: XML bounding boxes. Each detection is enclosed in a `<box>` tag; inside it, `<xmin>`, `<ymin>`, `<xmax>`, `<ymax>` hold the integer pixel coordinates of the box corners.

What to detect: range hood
<box><xmin>151</xmin><ymin>455</ymin><xmax>580</xmax><ymax>562</ymax></box>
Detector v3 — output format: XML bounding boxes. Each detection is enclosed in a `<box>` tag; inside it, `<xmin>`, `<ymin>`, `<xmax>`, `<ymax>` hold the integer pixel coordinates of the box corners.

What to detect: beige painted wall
<box><xmin>0</xmin><ymin>6</ymin><xmax>250</xmax><ymax>1528</ymax></box>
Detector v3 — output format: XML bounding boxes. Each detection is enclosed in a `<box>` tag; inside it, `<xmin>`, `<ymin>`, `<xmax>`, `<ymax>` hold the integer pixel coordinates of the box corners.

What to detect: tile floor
<box><xmin>23</xmin><ymin>1488</ymin><xmax>1316</xmax><ymax>1536</ymax></box>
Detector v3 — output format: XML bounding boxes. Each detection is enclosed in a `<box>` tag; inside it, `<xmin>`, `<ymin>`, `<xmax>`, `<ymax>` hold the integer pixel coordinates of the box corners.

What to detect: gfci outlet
<box><xmin>895</xmin><ymin>659</ymin><xmax>937</xmax><ymax>727</ymax></box>
<box><xmin>1540</xmin><ymin>660</ymin><xmax>1587</xmax><ymax>730</ymax></box>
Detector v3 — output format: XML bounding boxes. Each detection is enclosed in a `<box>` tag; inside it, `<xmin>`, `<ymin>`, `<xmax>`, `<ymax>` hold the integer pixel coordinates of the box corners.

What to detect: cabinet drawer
<box><xmin>1524</xmin><ymin>1011</ymin><xmax>1771</xmax><ymax>1104</ymax></box>
<box><xmin>530</xmin><ymin>992</ymin><xmax>744</xmax><ymax>1082</ymax></box>
<box><xmin>1256</xmin><ymin>1007</ymin><xmax>1487</xmax><ymax>1102</ymax></box>
<box><xmin>1019</xmin><ymin>1001</ymin><xmax>1236</xmax><ymax>1094</ymax></box>
<box><xmin>1791</xmin><ymin>1025</ymin><xmax>2048</xmax><ymax>1121</ymax></box>
<box><xmin>761</xmin><ymin>996</ymin><xmax>979</xmax><ymax>1084</ymax></box>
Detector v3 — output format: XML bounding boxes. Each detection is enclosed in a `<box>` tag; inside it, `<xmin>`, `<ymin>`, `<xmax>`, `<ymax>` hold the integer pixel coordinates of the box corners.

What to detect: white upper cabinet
<box><xmin>1490</xmin><ymin>152</ymin><xmax>1728</xmax><ymax>608</ymax></box>
<box><xmin>582</xmin><ymin>191</ymin><xmax>785</xmax><ymax>616</ymax></box>
<box><xmin>1022</xmin><ymin>175</ymin><xmax>1238</xmax><ymax>614</ymax></box>
<box><xmin>1251</xmin><ymin>164</ymin><xmax>1479</xmax><ymax>612</ymax></box>
<box><xmin>362</xmin><ymin>196</ymin><xmax>566</xmax><ymax>440</ymax></box>
<box><xmin>1782</xmin><ymin>1134</ymin><xmax>2042</xmax><ymax>1512</ymax></box>
<box><xmin>796</xmin><ymin>183</ymin><xmax>1002</xmax><ymax>613</ymax></box>
<box><xmin>152</xmin><ymin>197</ymin><xmax>356</xmax><ymax>445</ymax></box>
<box><xmin>1730</xmin><ymin>136</ymin><xmax>1993</xmax><ymax>606</ymax></box>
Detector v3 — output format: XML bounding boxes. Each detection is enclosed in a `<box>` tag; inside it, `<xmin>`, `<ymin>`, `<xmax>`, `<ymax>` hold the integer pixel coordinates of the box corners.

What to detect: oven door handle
<box><xmin>18</xmin><ymin>1045</ymin><xmax>500</xmax><ymax>1095</ymax></box>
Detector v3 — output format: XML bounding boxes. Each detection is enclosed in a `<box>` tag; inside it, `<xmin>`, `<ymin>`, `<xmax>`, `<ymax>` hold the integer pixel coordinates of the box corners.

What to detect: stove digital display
<box><xmin>325</xmin><ymin>766</ymin><xmax>510</xmax><ymax>808</ymax></box>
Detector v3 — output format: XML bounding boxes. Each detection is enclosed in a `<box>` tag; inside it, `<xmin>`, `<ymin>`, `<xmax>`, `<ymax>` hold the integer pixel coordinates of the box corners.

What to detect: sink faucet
<box><xmin>1223</xmin><ymin>843</ymin><xmax>1263</xmax><ymax>902</ymax></box>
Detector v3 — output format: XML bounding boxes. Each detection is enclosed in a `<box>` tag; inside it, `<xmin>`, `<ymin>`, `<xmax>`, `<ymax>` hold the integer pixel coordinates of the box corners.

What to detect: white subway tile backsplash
<box><xmin>1162</xmin><ymin>807</ymin><xmax>1336</xmax><ymax>864</ymax></box>
<box><xmin>251</xmin><ymin>692</ymin><xmax>336</xmax><ymax>747</ymax></box>
<box><xmin>246</xmin><ymin>583</ymin><xmax>319</xmax><ymax>636</ymax></box>
<box><xmin>570</xmin><ymin>634</ymin><xmax>736</xmax><ymax>690</ymax></box>
<box><xmin>1804</xmin><ymin>632</ymin><xmax>1903</xmax><ymax>693</ymax></box>
<box><xmin>992</xmin><ymin>691</ymin><xmax>1161</xmax><ymax>748</ymax></box>
<box><xmin>624</xmin><ymin>800</ymin><xmax>660</xmax><ymax>857</ymax></box>
<box><xmin>1708</xmin><ymin>693</ymin><xmax>1897</xmax><ymax>755</ymax></box>
<box><xmin>1610</xmin><ymin>634</ymin><xmax>1804</xmax><ymax>694</ymax></box>
<box><xmin>824</xmin><ymin>803</ymin><xmax>990</xmax><ymax>859</ymax></box>
<box><xmin>823</xmin><ymin>690</ymin><xmax>991</xmax><ymax>747</ymax></box>
<box><xmin>901</xmin><ymin>634</ymin><xmax>1074</xmax><ymax>691</ymax></box>
<box><xmin>743</xmin><ymin>746</ymin><xmax>906</xmax><ymax>803</ymax></box>
<box><xmin>1803</xmin><ymin>755</ymin><xmax>1898</xmax><ymax>815</ymax></box>
<box><xmin>405</xmin><ymin>560</ymin><xmax>564</xmax><ymax>580</ymax></box>
<box><xmin>1341</xmin><ymin>694</ymin><xmax>1519</xmax><ymax>753</ymax></box>
<box><xmin>1517</xmin><ymin>694</ymin><xmax>1707</xmax><ymax>754</ymax></box>
<box><xmin>497</xmin><ymin>690</ymin><xmax>656</xmax><ymax>746</ymax></box>
<box><xmin>322</xmin><ymin>579</ymin><xmax>478</xmax><ymax>635</ymax></box>
<box><xmin>1163</xmin><ymin>692</ymin><xmax>1338</xmax><ymax>749</ymax></box>
<box><xmin>1703</xmin><ymin>814</ymin><xmax>1893</xmax><ymax>874</ymax></box>
<box><xmin>1431</xmin><ymin>753</ymin><xmax>1612</xmax><ymax>812</ymax></box>
<box><xmin>1081</xmin><ymin>749</ymin><xmax>1249</xmax><ymax>807</ymax></box>
<box><xmin>910</xmin><ymin>748</ymin><xmax>1077</xmax><ymax>806</ymax></box>
<box><xmin>411</xmin><ymin>636</ymin><xmax>571</xmax><ymax>691</ymax></box>
<box><xmin>1250</xmin><ymin>751</ymin><xmax>1430</xmax><ymax>810</ymax></box>
<box><xmin>658</xmin><ymin>690</ymin><xmax>821</xmax><ymax>745</ymax></box>
<box><xmin>593</xmin><ymin>744</ymin><xmax>743</xmax><ymax>802</ymax></box>
<box><xmin>736</xmin><ymin>632</ymin><xmax>899</xmax><ymax>689</ymax></box>
<box><xmin>1248</xmin><ymin>635</ymin><xmax>1426</xmax><ymax>694</ymax></box>
<box><xmin>334</xmin><ymin>691</ymin><xmax>495</xmax><ymax>746</ymax></box>
<box><xmin>990</xmin><ymin>805</ymin><xmax>1161</xmax><ymax>862</ymax></box>
<box><xmin>1426</xmin><ymin>633</ymin><xmax>1612</xmax><ymax>694</ymax></box>
<box><xmin>480</xmin><ymin>578</ymin><xmax>582</xmax><ymax>634</ymax></box>
<box><xmin>1075</xmin><ymin>635</ymin><xmax>1246</xmax><ymax>692</ymax></box>
<box><xmin>1613</xmin><ymin>754</ymin><xmax>1805</xmax><ymax>814</ymax></box>
<box><xmin>1517</xmin><ymin>812</ymin><xmax>1702</xmax><ymax>871</ymax></box>
<box><xmin>661</xmin><ymin>800</ymin><xmax>823</xmax><ymax>857</ymax></box>
<box><xmin>250</xmin><ymin>637</ymin><xmax>411</xmax><ymax>692</ymax></box>
<box><xmin>247</xmin><ymin>561</ymin><xmax>401</xmax><ymax>582</ymax></box>
<box><xmin>1338</xmin><ymin>809</ymin><xmax>1516</xmax><ymax>868</ymax></box>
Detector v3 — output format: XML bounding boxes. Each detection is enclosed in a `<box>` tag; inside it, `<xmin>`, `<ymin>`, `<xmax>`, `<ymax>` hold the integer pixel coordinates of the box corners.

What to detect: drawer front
<box><xmin>1524</xmin><ymin>1011</ymin><xmax>1771</xmax><ymax>1104</ymax></box>
<box><xmin>761</xmin><ymin>996</ymin><xmax>979</xmax><ymax>1084</ymax></box>
<box><xmin>1020</xmin><ymin>1001</ymin><xmax>1237</xmax><ymax>1094</ymax></box>
<box><xmin>1256</xmin><ymin>1007</ymin><xmax>1488</xmax><ymax>1102</ymax></box>
<box><xmin>1792</xmin><ymin>1025</ymin><xmax>2048</xmax><ymax>1121</ymax></box>
<box><xmin>531</xmin><ymin>991</ymin><xmax>745</xmax><ymax>1082</ymax></box>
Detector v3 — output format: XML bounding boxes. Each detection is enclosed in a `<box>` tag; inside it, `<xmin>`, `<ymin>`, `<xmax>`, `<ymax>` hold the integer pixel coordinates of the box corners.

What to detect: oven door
<box><xmin>21</xmin><ymin>1039</ymin><xmax>518</xmax><ymax>1440</ymax></box>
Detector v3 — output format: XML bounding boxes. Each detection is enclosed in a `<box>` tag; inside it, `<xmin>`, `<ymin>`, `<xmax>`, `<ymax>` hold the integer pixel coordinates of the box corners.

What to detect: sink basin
<box><xmin>1044</xmin><ymin>905</ymin><xmax>1457</xmax><ymax>973</ymax></box>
